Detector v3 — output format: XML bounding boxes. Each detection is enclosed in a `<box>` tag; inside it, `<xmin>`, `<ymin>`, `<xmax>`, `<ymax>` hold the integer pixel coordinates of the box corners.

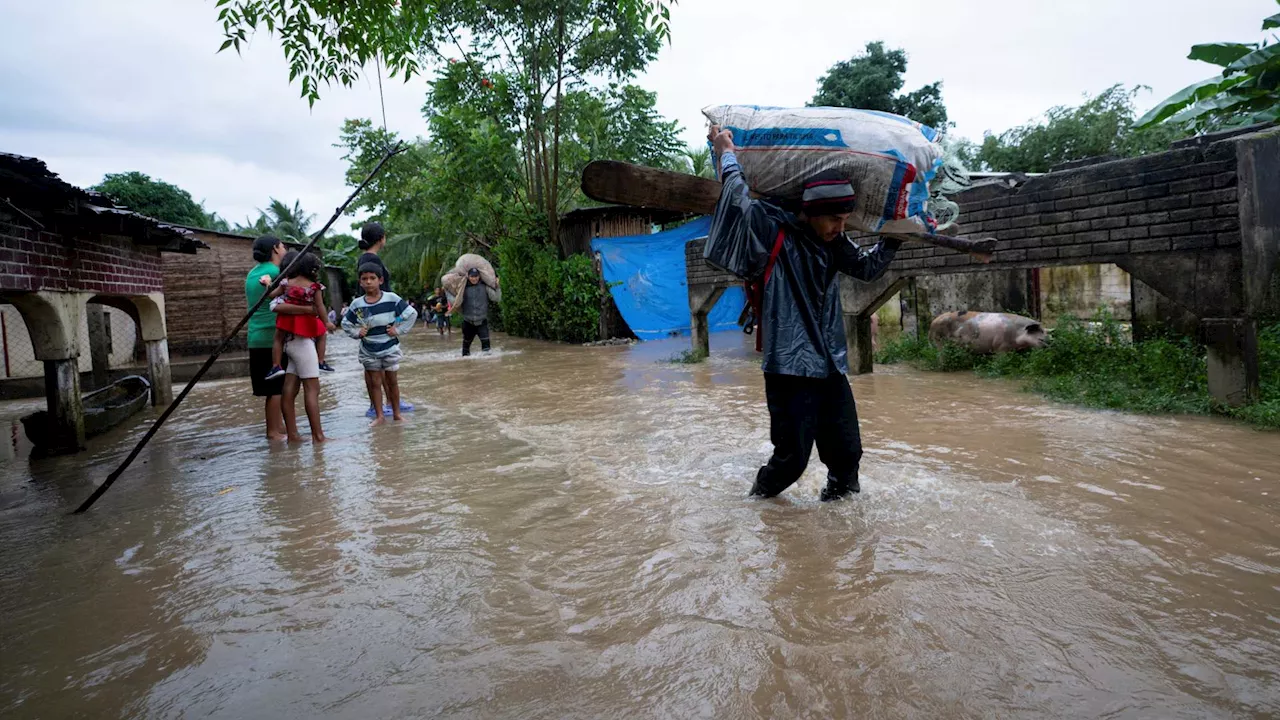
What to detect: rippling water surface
<box><xmin>1</xmin><ymin>330</ymin><xmax>1278</xmax><ymax>719</ymax></box>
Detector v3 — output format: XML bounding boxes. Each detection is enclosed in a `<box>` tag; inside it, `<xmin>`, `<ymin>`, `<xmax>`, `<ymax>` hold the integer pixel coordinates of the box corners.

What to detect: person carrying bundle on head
<box><xmin>449</xmin><ymin>267</ymin><xmax>501</xmax><ymax>356</ymax></box>
<box><xmin>704</xmin><ymin>125</ymin><xmax>901</xmax><ymax>502</ymax></box>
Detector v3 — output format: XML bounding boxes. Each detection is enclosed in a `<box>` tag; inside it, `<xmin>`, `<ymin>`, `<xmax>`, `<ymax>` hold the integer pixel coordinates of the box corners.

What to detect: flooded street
<box><xmin>1</xmin><ymin>330</ymin><xmax>1278</xmax><ymax>719</ymax></box>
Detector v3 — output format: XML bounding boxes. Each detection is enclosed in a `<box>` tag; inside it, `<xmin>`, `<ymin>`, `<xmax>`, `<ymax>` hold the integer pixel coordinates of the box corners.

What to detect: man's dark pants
<box><xmin>462</xmin><ymin>319</ymin><xmax>490</xmax><ymax>356</ymax></box>
<box><xmin>752</xmin><ymin>372</ymin><xmax>863</xmax><ymax>499</ymax></box>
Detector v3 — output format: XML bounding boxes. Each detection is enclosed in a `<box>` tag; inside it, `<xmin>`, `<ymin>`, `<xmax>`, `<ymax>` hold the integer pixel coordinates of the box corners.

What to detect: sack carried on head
<box><xmin>703</xmin><ymin>105</ymin><xmax>960</xmax><ymax>234</ymax></box>
<box><xmin>441</xmin><ymin>253</ymin><xmax>497</xmax><ymax>312</ymax></box>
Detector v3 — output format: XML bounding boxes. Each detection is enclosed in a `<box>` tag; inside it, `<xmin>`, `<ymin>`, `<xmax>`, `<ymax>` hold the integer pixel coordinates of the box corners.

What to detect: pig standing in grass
<box><xmin>928</xmin><ymin>311</ymin><xmax>1048</xmax><ymax>354</ymax></box>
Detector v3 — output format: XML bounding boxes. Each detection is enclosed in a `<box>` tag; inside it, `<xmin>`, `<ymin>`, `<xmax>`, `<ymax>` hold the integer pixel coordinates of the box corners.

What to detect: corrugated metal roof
<box><xmin>0</xmin><ymin>152</ymin><xmax>205</xmax><ymax>254</ymax></box>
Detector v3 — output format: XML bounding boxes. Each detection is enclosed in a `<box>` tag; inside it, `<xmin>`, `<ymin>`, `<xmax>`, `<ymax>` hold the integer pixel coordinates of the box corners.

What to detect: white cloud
<box><xmin>0</xmin><ymin>0</ymin><xmax>1271</xmax><ymax>229</ymax></box>
<box><xmin>643</xmin><ymin>0</ymin><xmax>1270</xmax><ymax>146</ymax></box>
<box><xmin>0</xmin><ymin>0</ymin><xmax>429</xmax><ymax>233</ymax></box>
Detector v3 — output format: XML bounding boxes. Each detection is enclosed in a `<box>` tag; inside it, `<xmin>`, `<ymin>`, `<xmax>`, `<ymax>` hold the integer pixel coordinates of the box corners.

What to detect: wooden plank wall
<box><xmin>162</xmin><ymin>233</ymin><xmax>255</xmax><ymax>356</ymax></box>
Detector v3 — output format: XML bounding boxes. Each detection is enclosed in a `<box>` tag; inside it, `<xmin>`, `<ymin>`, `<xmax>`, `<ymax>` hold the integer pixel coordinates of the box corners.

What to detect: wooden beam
<box><xmin>581</xmin><ymin>160</ymin><xmax>994</xmax><ymax>262</ymax></box>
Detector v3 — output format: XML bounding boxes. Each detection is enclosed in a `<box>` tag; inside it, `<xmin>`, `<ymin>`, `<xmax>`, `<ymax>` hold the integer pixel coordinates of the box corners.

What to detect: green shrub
<box><xmin>873</xmin><ymin>335</ymin><xmax>978</xmax><ymax>371</ymax></box>
<box><xmin>664</xmin><ymin>348</ymin><xmax>708</xmax><ymax>364</ymax></box>
<box><xmin>495</xmin><ymin>234</ymin><xmax>602</xmax><ymax>344</ymax></box>
<box><xmin>875</xmin><ymin>312</ymin><xmax>1280</xmax><ymax>430</ymax></box>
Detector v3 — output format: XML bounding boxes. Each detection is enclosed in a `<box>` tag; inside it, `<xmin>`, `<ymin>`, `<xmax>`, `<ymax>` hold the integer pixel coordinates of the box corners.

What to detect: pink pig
<box><xmin>928</xmin><ymin>311</ymin><xmax>1047</xmax><ymax>354</ymax></box>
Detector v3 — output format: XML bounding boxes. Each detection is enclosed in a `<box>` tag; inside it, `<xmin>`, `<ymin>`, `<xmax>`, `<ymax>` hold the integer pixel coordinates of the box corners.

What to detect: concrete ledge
<box><xmin>0</xmin><ymin>353</ymin><xmax>250</xmax><ymax>401</ymax></box>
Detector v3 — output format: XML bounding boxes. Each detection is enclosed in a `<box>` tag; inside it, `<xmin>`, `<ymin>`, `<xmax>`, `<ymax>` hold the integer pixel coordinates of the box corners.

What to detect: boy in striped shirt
<box><xmin>343</xmin><ymin>263</ymin><xmax>418</xmax><ymax>425</ymax></box>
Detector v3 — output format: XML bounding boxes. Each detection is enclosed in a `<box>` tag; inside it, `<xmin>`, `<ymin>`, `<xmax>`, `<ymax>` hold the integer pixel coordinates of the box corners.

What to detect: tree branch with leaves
<box><xmin>1135</xmin><ymin>3</ymin><xmax>1280</xmax><ymax>132</ymax></box>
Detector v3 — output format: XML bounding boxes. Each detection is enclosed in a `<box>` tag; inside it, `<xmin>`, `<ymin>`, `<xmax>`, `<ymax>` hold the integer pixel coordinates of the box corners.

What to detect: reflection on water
<box><xmin>1</xmin><ymin>330</ymin><xmax>1278</xmax><ymax>718</ymax></box>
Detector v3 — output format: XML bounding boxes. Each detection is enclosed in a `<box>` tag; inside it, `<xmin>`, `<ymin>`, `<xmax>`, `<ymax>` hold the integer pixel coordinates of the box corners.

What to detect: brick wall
<box><xmin>0</xmin><ymin>221</ymin><xmax>163</xmax><ymax>296</ymax></box>
<box><xmin>685</xmin><ymin>238</ymin><xmax>738</xmax><ymax>289</ymax></box>
<box><xmin>887</xmin><ymin>141</ymin><xmax>1240</xmax><ymax>273</ymax></box>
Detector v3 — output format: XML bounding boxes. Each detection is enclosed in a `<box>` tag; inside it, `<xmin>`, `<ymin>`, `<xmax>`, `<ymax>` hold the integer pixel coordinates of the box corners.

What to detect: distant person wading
<box><xmin>455</xmin><ymin>267</ymin><xmax>500</xmax><ymax>356</ymax></box>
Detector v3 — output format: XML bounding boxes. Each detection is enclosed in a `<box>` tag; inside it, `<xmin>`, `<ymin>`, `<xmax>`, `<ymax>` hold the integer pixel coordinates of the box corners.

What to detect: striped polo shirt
<box><xmin>341</xmin><ymin>290</ymin><xmax>417</xmax><ymax>357</ymax></box>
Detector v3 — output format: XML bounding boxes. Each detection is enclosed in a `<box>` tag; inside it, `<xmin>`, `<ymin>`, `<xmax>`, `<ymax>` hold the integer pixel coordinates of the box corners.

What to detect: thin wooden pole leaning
<box><xmin>73</xmin><ymin>143</ymin><xmax>405</xmax><ymax>515</ymax></box>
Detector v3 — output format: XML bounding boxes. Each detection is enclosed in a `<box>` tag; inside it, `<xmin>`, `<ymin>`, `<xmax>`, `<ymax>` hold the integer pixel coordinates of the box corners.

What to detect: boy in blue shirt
<box><xmin>342</xmin><ymin>263</ymin><xmax>418</xmax><ymax>425</ymax></box>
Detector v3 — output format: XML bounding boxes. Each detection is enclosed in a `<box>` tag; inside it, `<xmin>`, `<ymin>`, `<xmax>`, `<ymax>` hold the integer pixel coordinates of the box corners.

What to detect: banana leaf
<box><xmin>1224</xmin><ymin>105</ymin><xmax>1280</xmax><ymax>127</ymax></box>
<box><xmin>1225</xmin><ymin>42</ymin><xmax>1280</xmax><ymax>74</ymax></box>
<box><xmin>1263</xmin><ymin>11</ymin><xmax>1280</xmax><ymax>30</ymax></box>
<box><xmin>1167</xmin><ymin>93</ymin><xmax>1256</xmax><ymax>125</ymax></box>
<box><xmin>1134</xmin><ymin>75</ymin><xmax>1249</xmax><ymax>127</ymax></box>
<box><xmin>1188</xmin><ymin>42</ymin><xmax>1255</xmax><ymax>67</ymax></box>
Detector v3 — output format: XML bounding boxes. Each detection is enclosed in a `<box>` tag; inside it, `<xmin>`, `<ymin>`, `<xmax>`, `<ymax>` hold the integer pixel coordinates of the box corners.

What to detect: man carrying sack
<box><xmin>704</xmin><ymin>125</ymin><xmax>901</xmax><ymax>502</ymax></box>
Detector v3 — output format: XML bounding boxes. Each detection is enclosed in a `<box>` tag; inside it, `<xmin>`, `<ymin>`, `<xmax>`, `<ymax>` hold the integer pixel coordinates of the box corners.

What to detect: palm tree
<box><xmin>261</xmin><ymin>199</ymin><xmax>315</xmax><ymax>243</ymax></box>
<box><xmin>232</xmin><ymin>198</ymin><xmax>315</xmax><ymax>241</ymax></box>
<box><xmin>234</xmin><ymin>214</ymin><xmax>271</xmax><ymax>236</ymax></box>
<box><xmin>684</xmin><ymin>146</ymin><xmax>715</xmax><ymax>179</ymax></box>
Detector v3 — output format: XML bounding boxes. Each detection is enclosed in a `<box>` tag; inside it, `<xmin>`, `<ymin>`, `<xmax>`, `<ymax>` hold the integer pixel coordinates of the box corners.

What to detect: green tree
<box><xmin>91</xmin><ymin>171</ymin><xmax>221</xmax><ymax>227</ymax></box>
<box><xmin>260</xmin><ymin>199</ymin><xmax>314</xmax><ymax>243</ymax></box>
<box><xmin>335</xmin><ymin>117</ymin><xmax>525</xmax><ymax>292</ymax></box>
<box><xmin>212</xmin><ymin>0</ymin><xmax>674</xmax><ymax>106</ymax></box>
<box><xmin>810</xmin><ymin>41</ymin><xmax>949</xmax><ymax>129</ymax></box>
<box><xmin>420</xmin><ymin>1</ymin><xmax>681</xmax><ymax>245</ymax></box>
<box><xmin>204</xmin><ymin>212</ymin><xmax>233</xmax><ymax>232</ymax></box>
<box><xmin>957</xmin><ymin>85</ymin><xmax>1189</xmax><ymax>173</ymax></box>
<box><xmin>678</xmin><ymin>145</ymin><xmax>715</xmax><ymax>179</ymax></box>
<box><xmin>214</xmin><ymin>0</ymin><xmax>679</xmax><ymax>249</ymax></box>
<box><xmin>314</xmin><ymin>232</ymin><xmax>361</xmax><ymax>292</ymax></box>
<box><xmin>233</xmin><ymin>198</ymin><xmax>315</xmax><ymax>242</ymax></box>
<box><xmin>334</xmin><ymin>6</ymin><xmax>684</xmax><ymax>259</ymax></box>
<box><xmin>1135</xmin><ymin>4</ymin><xmax>1280</xmax><ymax>132</ymax></box>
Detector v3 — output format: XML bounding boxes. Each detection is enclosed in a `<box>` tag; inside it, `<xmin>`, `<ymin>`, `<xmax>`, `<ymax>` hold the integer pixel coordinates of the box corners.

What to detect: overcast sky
<box><xmin>0</xmin><ymin>1</ymin><xmax>1270</xmax><ymax>233</ymax></box>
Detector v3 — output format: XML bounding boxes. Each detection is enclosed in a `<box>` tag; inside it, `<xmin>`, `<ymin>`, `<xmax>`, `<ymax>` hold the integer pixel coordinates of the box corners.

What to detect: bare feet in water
<box><xmin>370</xmin><ymin>416</ymin><xmax>386</xmax><ymax>427</ymax></box>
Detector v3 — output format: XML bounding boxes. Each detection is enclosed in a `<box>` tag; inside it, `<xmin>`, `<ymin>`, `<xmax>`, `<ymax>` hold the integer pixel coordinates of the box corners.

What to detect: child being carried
<box><xmin>262</xmin><ymin>250</ymin><xmax>337</xmax><ymax>380</ymax></box>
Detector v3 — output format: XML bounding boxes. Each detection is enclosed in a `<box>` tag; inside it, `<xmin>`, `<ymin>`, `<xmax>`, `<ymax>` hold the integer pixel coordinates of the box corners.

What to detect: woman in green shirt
<box><xmin>245</xmin><ymin>235</ymin><xmax>315</xmax><ymax>440</ymax></box>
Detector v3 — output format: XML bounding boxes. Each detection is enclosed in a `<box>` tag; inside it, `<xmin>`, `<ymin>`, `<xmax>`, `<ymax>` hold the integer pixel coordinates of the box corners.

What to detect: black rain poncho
<box><xmin>704</xmin><ymin>168</ymin><xmax>900</xmax><ymax>378</ymax></box>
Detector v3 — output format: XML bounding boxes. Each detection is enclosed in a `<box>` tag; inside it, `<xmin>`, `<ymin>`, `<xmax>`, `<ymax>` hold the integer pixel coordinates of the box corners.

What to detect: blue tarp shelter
<box><xmin>591</xmin><ymin>216</ymin><xmax>745</xmax><ymax>340</ymax></box>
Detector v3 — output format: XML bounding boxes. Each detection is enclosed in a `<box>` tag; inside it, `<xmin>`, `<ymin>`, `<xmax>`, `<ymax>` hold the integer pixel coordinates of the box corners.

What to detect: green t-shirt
<box><xmin>245</xmin><ymin>262</ymin><xmax>279</xmax><ymax>349</ymax></box>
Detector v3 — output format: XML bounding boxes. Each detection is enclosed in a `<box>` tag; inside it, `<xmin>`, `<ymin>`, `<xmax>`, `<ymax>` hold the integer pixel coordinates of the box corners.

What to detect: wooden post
<box><xmin>594</xmin><ymin>252</ymin><xmax>608</xmax><ymax>341</ymax></box>
<box><xmin>145</xmin><ymin>339</ymin><xmax>173</xmax><ymax>406</ymax></box>
<box><xmin>87</xmin><ymin>305</ymin><xmax>111</xmax><ymax>390</ymax></box>
<box><xmin>43</xmin><ymin>358</ymin><xmax>85</xmax><ymax>452</ymax></box>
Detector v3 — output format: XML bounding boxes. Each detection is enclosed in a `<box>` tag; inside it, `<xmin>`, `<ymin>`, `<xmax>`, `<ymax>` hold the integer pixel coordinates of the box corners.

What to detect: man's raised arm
<box><xmin>703</xmin><ymin>126</ymin><xmax>776</xmax><ymax>280</ymax></box>
<box><xmin>831</xmin><ymin>234</ymin><xmax>901</xmax><ymax>282</ymax></box>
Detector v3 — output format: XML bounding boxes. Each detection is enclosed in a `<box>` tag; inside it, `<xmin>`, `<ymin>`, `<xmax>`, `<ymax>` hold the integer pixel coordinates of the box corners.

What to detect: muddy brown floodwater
<box><xmin>1</xmin><ymin>330</ymin><xmax>1278</xmax><ymax>719</ymax></box>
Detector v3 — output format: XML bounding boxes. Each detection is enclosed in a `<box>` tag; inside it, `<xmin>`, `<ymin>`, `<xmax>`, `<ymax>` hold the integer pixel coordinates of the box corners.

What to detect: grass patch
<box><xmin>874</xmin><ymin>313</ymin><xmax>1280</xmax><ymax>429</ymax></box>
<box><xmin>664</xmin><ymin>348</ymin><xmax>709</xmax><ymax>364</ymax></box>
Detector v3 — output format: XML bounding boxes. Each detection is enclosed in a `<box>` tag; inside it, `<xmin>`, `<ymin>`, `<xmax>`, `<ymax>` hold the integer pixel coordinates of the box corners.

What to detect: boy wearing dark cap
<box><xmin>455</xmin><ymin>267</ymin><xmax>501</xmax><ymax>356</ymax></box>
<box><xmin>704</xmin><ymin>125</ymin><xmax>901</xmax><ymax>502</ymax></box>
